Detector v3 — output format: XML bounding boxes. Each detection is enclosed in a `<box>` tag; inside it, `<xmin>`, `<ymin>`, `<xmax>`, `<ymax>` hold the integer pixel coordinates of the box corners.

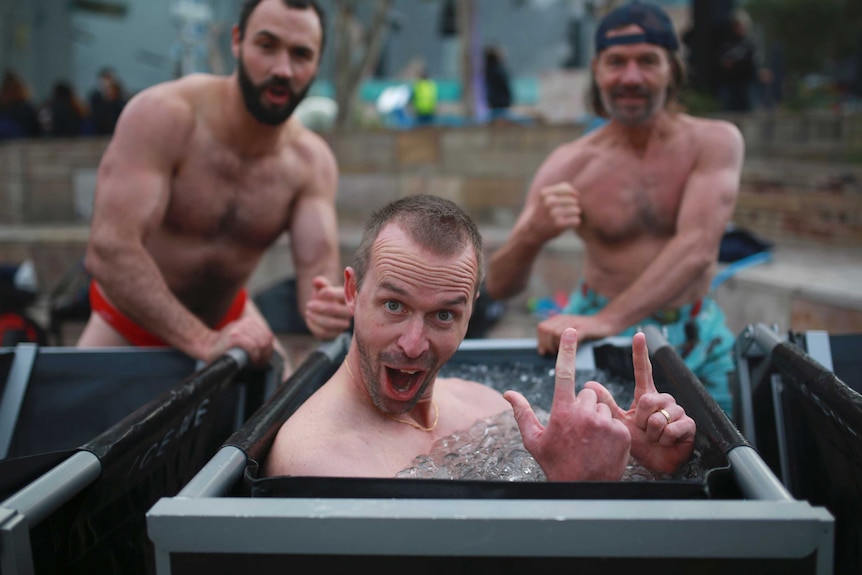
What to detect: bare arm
<box><xmin>485</xmin><ymin>144</ymin><xmax>582</xmax><ymax>300</ymax></box>
<box><xmin>288</xmin><ymin>134</ymin><xmax>351</xmax><ymax>340</ymax></box>
<box><xmin>85</xmin><ymin>86</ymin><xmax>218</xmax><ymax>357</ymax></box>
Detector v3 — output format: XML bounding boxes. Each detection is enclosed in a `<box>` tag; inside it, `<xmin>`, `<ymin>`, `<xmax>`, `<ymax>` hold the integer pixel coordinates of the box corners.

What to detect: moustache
<box><xmin>610</xmin><ymin>86</ymin><xmax>650</xmax><ymax>99</ymax></box>
<box><xmin>380</xmin><ymin>352</ymin><xmax>436</xmax><ymax>372</ymax></box>
<box><xmin>263</xmin><ymin>77</ymin><xmax>292</xmax><ymax>91</ymax></box>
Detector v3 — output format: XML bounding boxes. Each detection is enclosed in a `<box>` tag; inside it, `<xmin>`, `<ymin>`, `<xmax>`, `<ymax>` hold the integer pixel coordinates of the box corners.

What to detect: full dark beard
<box><xmin>237</xmin><ymin>55</ymin><xmax>312</xmax><ymax>126</ymax></box>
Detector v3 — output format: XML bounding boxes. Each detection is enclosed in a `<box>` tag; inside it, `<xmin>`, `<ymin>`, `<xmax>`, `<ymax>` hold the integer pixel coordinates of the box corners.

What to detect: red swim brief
<box><xmin>89</xmin><ymin>281</ymin><xmax>247</xmax><ymax>347</ymax></box>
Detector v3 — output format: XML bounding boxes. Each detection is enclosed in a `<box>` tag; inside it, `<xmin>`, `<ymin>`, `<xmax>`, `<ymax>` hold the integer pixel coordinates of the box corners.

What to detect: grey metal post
<box><xmin>0</xmin><ymin>507</ymin><xmax>34</xmax><ymax>575</ymax></box>
<box><xmin>0</xmin><ymin>451</ymin><xmax>101</xmax><ymax>524</ymax></box>
<box><xmin>0</xmin><ymin>451</ymin><xmax>101</xmax><ymax>575</ymax></box>
<box><xmin>177</xmin><ymin>446</ymin><xmax>247</xmax><ymax>498</ymax></box>
<box><xmin>0</xmin><ymin>343</ymin><xmax>38</xmax><ymax>459</ymax></box>
<box><xmin>643</xmin><ymin>325</ymin><xmax>793</xmax><ymax>501</ymax></box>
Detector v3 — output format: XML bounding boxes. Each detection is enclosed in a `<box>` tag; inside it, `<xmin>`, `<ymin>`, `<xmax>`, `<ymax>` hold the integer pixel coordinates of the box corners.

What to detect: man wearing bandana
<box><xmin>486</xmin><ymin>2</ymin><xmax>744</xmax><ymax>415</ymax></box>
<box><xmin>78</xmin><ymin>0</ymin><xmax>351</xmax><ymax>377</ymax></box>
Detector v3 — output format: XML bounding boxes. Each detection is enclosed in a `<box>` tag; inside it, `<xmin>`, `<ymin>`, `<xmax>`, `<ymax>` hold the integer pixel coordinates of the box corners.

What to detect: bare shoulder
<box><xmin>291</xmin><ymin>124</ymin><xmax>338</xmax><ymax>173</ymax></box>
<box><xmin>437</xmin><ymin>377</ymin><xmax>510</xmax><ymax>418</ymax></box>
<box><xmin>265</xmin><ymin>403</ymin><xmax>369</xmax><ymax>477</ymax></box>
<box><xmin>120</xmin><ymin>75</ymin><xmax>208</xmax><ymax>128</ymax></box>
<box><xmin>111</xmin><ymin>75</ymin><xmax>223</xmax><ymax>150</ymax></box>
<box><xmin>284</xmin><ymin>123</ymin><xmax>338</xmax><ymax>198</ymax></box>
<box><xmin>681</xmin><ymin>114</ymin><xmax>744</xmax><ymax>153</ymax></box>
<box><xmin>545</xmin><ymin>132</ymin><xmax>594</xmax><ymax>168</ymax></box>
<box><xmin>265</xmin><ymin>425</ymin><xmax>367</xmax><ymax>477</ymax></box>
<box><xmin>530</xmin><ymin>134</ymin><xmax>593</xmax><ymax>190</ymax></box>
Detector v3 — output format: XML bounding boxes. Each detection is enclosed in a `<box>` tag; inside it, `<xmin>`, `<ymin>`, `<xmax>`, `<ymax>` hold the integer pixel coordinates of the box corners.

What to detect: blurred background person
<box><xmin>42</xmin><ymin>81</ymin><xmax>93</xmax><ymax>137</ymax></box>
<box><xmin>0</xmin><ymin>69</ymin><xmax>42</xmax><ymax>139</ymax></box>
<box><xmin>483</xmin><ymin>44</ymin><xmax>513</xmax><ymax>122</ymax></box>
<box><xmin>89</xmin><ymin>68</ymin><xmax>127</xmax><ymax>135</ymax></box>
<box><xmin>716</xmin><ymin>9</ymin><xmax>759</xmax><ymax>112</ymax></box>
<box><xmin>411</xmin><ymin>67</ymin><xmax>438</xmax><ymax>126</ymax></box>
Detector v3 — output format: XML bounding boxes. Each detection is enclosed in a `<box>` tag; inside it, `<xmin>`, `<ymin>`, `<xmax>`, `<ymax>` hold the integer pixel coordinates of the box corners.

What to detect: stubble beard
<box><xmin>602</xmin><ymin>85</ymin><xmax>664</xmax><ymax>126</ymax></box>
<box><xmin>354</xmin><ymin>332</ymin><xmax>436</xmax><ymax>416</ymax></box>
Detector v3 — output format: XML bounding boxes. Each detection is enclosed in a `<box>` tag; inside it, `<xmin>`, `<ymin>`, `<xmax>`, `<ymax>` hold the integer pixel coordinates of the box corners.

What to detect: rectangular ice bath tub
<box><xmin>147</xmin><ymin>330</ymin><xmax>834</xmax><ymax>574</ymax></box>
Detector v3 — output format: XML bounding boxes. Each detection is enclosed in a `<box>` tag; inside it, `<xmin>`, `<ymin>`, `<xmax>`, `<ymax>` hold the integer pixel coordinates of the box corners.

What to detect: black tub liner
<box><xmin>770</xmin><ymin>333</ymin><xmax>862</xmax><ymax>575</ymax></box>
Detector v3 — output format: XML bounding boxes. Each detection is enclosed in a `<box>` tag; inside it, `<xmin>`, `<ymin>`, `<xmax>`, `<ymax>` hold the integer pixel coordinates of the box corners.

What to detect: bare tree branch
<box><xmin>333</xmin><ymin>0</ymin><xmax>393</xmax><ymax>129</ymax></box>
<box><xmin>458</xmin><ymin>0</ymin><xmax>476</xmax><ymax>121</ymax></box>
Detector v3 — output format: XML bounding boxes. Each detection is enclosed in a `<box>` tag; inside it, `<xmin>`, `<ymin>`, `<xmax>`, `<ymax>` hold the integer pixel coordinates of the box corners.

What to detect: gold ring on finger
<box><xmin>658</xmin><ymin>408</ymin><xmax>672</xmax><ymax>424</ymax></box>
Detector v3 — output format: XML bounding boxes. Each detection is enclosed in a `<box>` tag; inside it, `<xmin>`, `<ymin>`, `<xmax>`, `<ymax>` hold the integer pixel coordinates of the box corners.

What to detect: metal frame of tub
<box><xmin>734</xmin><ymin>322</ymin><xmax>862</xmax><ymax>575</ymax></box>
<box><xmin>0</xmin><ymin>346</ymin><xmax>278</xmax><ymax>575</ymax></box>
<box><xmin>147</xmin><ymin>329</ymin><xmax>834</xmax><ymax>574</ymax></box>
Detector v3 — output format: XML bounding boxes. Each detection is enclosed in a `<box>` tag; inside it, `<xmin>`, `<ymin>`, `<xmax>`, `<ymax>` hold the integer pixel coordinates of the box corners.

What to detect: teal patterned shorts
<box><xmin>564</xmin><ymin>282</ymin><xmax>735</xmax><ymax>416</ymax></box>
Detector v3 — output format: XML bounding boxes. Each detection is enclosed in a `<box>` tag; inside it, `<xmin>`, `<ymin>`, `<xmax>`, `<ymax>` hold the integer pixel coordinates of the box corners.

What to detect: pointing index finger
<box><xmin>632</xmin><ymin>331</ymin><xmax>657</xmax><ymax>402</ymax></box>
<box><xmin>552</xmin><ymin>327</ymin><xmax>579</xmax><ymax>406</ymax></box>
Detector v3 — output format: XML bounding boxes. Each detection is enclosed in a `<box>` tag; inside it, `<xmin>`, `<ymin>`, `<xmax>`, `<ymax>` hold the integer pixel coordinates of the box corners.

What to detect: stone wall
<box><xmin>0</xmin><ymin>138</ymin><xmax>108</xmax><ymax>225</ymax></box>
<box><xmin>737</xmin><ymin>158</ymin><xmax>862</xmax><ymax>246</ymax></box>
<box><xmin>327</xmin><ymin>125</ymin><xmax>578</xmax><ymax>229</ymax></box>
<box><xmin>3</xmin><ymin>113</ymin><xmax>859</xmax><ymax>247</ymax></box>
<box><xmin>1</xmin><ymin>113</ymin><xmax>861</xmax><ymax>336</ymax></box>
<box><xmin>325</xmin><ymin>121</ymin><xmax>862</xmax><ymax>248</ymax></box>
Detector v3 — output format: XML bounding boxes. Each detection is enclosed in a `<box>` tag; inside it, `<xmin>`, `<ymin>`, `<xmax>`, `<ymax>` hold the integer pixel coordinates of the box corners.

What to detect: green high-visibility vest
<box><xmin>413</xmin><ymin>79</ymin><xmax>438</xmax><ymax>115</ymax></box>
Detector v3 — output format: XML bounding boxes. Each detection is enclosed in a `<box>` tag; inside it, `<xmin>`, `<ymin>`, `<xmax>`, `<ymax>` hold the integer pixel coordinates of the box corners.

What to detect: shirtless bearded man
<box><xmin>77</xmin><ymin>0</ymin><xmax>352</xmax><ymax>372</ymax></box>
<box><xmin>485</xmin><ymin>1</ymin><xmax>744</xmax><ymax>414</ymax></box>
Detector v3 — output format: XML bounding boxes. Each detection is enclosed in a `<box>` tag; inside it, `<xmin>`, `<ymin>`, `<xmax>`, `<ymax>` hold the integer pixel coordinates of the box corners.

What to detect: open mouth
<box><xmin>386</xmin><ymin>366</ymin><xmax>424</xmax><ymax>398</ymax></box>
<box><xmin>265</xmin><ymin>86</ymin><xmax>290</xmax><ymax>106</ymax></box>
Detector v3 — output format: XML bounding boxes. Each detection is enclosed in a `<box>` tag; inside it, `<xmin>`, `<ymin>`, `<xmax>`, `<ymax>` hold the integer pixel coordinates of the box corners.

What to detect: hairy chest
<box><xmin>164</xmin><ymin>139</ymin><xmax>303</xmax><ymax>248</ymax></box>
<box><xmin>573</xmin><ymin>146</ymin><xmax>697</xmax><ymax>242</ymax></box>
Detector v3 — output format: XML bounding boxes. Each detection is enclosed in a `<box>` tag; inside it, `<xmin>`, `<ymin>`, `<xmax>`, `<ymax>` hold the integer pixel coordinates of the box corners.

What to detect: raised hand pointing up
<box><xmin>505</xmin><ymin>327</ymin><xmax>631</xmax><ymax>481</ymax></box>
<box><xmin>586</xmin><ymin>331</ymin><xmax>696</xmax><ymax>474</ymax></box>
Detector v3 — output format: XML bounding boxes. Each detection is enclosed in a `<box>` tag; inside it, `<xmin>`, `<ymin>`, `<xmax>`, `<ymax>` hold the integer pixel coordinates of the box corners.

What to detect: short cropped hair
<box><xmin>352</xmin><ymin>195</ymin><xmax>485</xmax><ymax>297</ymax></box>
